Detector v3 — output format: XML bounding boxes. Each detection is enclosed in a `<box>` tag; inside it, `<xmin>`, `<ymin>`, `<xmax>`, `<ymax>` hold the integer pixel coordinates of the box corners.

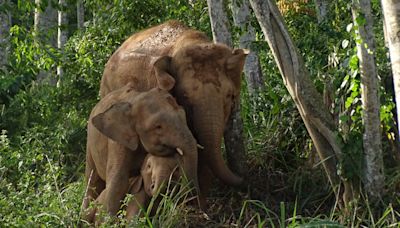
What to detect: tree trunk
<box><xmin>231</xmin><ymin>0</ymin><xmax>264</xmax><ymax>94</ymax></box>
<box><xmin>77</xmin><ymin>0</ymin><xmax>84</xmax><ymax>29</ymax></box>
<box><xmin>314</xmin><ymin>0</ymin><xmax>329</xmax><ymax>23</ymax></box>
<box><xmin>249</xmin><ymin>0</ymin><xmax>346</xmax><ymax>195</ymax></box>
<box><xmin>224</xmin><ymin>102</ymin><xmax>247</xmax><ymax>176</ymax></box>
<box><xmin>34</xmin><ymin>0</ymin><xmax>57</xmax><ymax>46</ymax></box>
<box><xmin>34</xmin><ymin>0</ymin><xmax>57</xmax><ymax>83</ymax></box>
<box><xmin>207</xmin><ymin>0</ymin><xmax>232</xmax><ymax>45</ymax></box>
<box><xmin>381</xmin><ymin>0</ymin><xmax>400</xmax><ymax>142</ymax></box>
<box><xmin>0</xmin><ymin>0</ymin><xmax>10</xmax><ymax>69</ymax></box>
<box><xmin>352</xmin><ymin>0</ymin><xmax>384</xmax><ymax>199</ymax></box>
<box><xmin>207</xmin><ymin>0</ymin><xmax>247</xmax><ymax>175</ymax></box>
<box><xmin>57</xmin><ymin>0</ymin><xmax>68</xmax><ymax>85</ymax></box>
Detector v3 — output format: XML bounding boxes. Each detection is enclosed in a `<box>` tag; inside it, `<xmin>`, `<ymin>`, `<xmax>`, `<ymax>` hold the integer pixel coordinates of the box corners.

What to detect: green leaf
<box><xmin>345</xmin><ymin>96</ymin><xmax>354</xmax><ymax>109</ymax></box>
<box><xmin>355</xmin><ymin>15</ymin><xmax>366</xmax><ymax>26</ymax></box>
<box><xmin>346</xmin><ymin>23</ymin><xmax>353</xmax><ymax>32</ymax></box>
<box><xmin>349</xmin><ymin>55</ymin><xmax>359</xmax><ymax>69</ymax></box>
<box><xmin>342</xmin><ymin>39</ymin><xmax>350</xmax><ymax>49</ymax></box>
<box><xmin>340</xmin><ymin>75</ymin><xmax>350</xmax><ymax>89</ymax></box>
<box><xmin>340</xmin><ymin>115</ymin><xmax>350</xmax><ymax>123</ymax></box>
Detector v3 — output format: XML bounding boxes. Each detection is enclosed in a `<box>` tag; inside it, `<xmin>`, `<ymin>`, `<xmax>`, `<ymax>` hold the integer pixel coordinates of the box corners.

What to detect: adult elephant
<box><xmin>100</xmin><ymin>20</ymin><xmax>247</xmax><ymax>198</ymax></box>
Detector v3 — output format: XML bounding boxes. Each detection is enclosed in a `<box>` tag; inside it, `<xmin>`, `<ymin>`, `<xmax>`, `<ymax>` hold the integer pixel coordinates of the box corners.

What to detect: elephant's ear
<box><xmin>92</xmin><ymin>102</ymin><xmax>139</xmax><ymax>151</ymax></box>
<box><xmin>225</xmin><ymin>49</ymin><xmax>249</xmax><ymax>91</ymax></box>
<box><xmin>128</xmin><ymin>176</ymin><xmax>143</xmax><ymax>194</ymax></box>
<box><xmin>153</xmin><ymin>56</ymin><xmax>176</xmax><ymax>91</ymax></box>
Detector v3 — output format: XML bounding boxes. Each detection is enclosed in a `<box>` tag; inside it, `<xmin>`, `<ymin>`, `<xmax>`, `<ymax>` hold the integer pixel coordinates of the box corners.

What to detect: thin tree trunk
<box><xmin>34</xmin><ymin>0</ymin><xmax>57</xmax><ymax>83</ymax></box>
<box><xmin>381</xmin><ymin>0</ymin><xmax>400</xmax><ymax>142</ymax></box>
<box><xmin>77</xmin><ymin>0</ymin><xmax>84</xmax><ymax>29</ymax></box>
<box><xmin>352</xmin><ymin>0</ymin><xmax>384</xmax><ymax>199</ymax></box>
<box><xmin>232</xmin><ymin>0</ymin><xmax>264</xmax><ymax>94</ymax></box>
<box><xmin>34</xmin><ymin>0</ymin><xmax>57</xmax><ymax>46</ymax></box>
<box><xmin>0</xmin><ymin>0</ymin><xmax>10</xmax><ymax>69</ymax></box>
<box><xmin>207</xmin><ymin>0</ymin><xmax>247</xmax><ymax>175</ymax></box>
<box><xmin>314</xmin><ymin>0</ymin><xmax>329</xmax><ymax>23</ymax></box>
<box><xmin>207</xmin><ymin>0</ymin><xmax>232</xmax><ymax>45</ymax></box>
<box><xmin>224</xmin><ymin>102</ymin><xmax>247</xmax><ymax>176</ymax></box>
<box><xmin>57</xmin><ymin>0</ymin><xmax>68</xmax><ymax>85</ymax></box>
<box><xmin>249</xmin><ymin>0</ymin><xmax>345</xmax><ymax>195</ymax></box>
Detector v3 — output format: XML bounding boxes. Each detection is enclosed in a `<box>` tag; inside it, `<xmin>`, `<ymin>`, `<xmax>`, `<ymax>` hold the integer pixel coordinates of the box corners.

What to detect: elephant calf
<box><xmin>82</xmin><ymin>83</ymin><xmax>199</xmax><ymax>223</ymax></box>
<box><xmin>125</xmin><ymin>153</ymin><xmax>182</xmax><ymax>219</ymax></box>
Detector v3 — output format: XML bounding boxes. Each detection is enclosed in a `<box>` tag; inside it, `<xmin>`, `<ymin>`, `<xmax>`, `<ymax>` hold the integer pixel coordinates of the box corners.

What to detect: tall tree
<box><xmin>314</xmin><ymin>0</ymin><xmax>329</xmax><ymax>23</ymax></box>
<box><xmin>231</xmin><ymin>0</ymin><xmax>264</xmax><ymax>94</ymax></box>
<box><xmin>352</xmin><ymin>0</ymin><xmax>384</xmax><ymax>198</ymax></box>
<box><xmin>381</xmin><ymin>0</ymin><xmax>400</xmax><ymax>141</ymax></box>
<box><xmin>207</xmin><ymin>0</ymin><xmax>247</xmax><ymax>175</ymax></box>
<box><xmin>0</xmin><ymin>0</ymin><xmax>11</xmax><ymax>69</ymax></box>
<box><xmin>57</xmin><ymin>0</ymin><xmax>68</xmax><ymax>84</ymax></box>
<box><xmin>207</xmin><ymin>0</ymin><xmax>232</xmax><ymax>45</ymax></box>
<box><xmin>77</xmin><ymin>0</ymin><xmax>84</xmax><ymax>29</ymax></box>
<box><xmin>34</xmin><ymin>0</ymin><xmax>57</xmax><ymax>46</ymax></box>
<box><xmin>34</xmin><ymin>0</ymin><xmax>57</xmax><ymax>83</ymax></box>
<box><xmin>248</xmin><ymin>0</ymin><xmax>360</xmax><ymax>204</ymax></box>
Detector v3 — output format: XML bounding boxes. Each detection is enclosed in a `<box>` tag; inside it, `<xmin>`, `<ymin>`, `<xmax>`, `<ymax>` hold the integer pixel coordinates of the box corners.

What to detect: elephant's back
<box><xmin>100</xmin><ymin>21</ymin><xmax>210</xmax><ymax>97</ymax></box>
<box><xmin>100</xmin><ymin>21</ymin><xmax>190</xmax><ymax>97</ymax></box>
<box><xmin>118</xmin><ymin>20</ymin><xmax>189</xmax><ymax>55</ymax></box>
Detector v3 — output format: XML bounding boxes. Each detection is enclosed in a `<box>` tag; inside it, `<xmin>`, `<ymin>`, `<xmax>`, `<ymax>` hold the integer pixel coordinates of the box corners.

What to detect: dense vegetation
<box><xmin>0</xmin><ymin>0</ymin><xmax>399</xmax><ymax>226</ymax></box>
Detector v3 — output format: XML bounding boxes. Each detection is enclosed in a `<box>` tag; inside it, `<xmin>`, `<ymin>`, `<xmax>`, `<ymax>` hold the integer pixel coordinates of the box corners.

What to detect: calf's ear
<box><xmin>92</xmin><ymin>102</ymin><xmax>139</xmax><ymax>151</ymax></box>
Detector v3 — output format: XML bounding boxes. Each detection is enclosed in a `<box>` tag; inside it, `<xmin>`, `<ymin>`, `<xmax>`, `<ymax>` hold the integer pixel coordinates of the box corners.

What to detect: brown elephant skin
<box><xmin>100</xmin><ymin>21</ymin><xmax>248</xmax><ymax>201</ymax></box>
<box><xmin>82</xmin><ymin>83</ymin><xmax>198</xmax><ymax>223</ymax></box>
<box><xmin>125</xmin><ymin>153</ymin><xmax>182</xmax><ymax>219</ymax></box>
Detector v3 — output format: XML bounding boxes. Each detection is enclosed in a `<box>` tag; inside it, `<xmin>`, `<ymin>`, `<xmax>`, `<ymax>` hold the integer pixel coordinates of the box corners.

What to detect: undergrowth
<box><xmin>1</xmin><ymin>0</ymin><xmax>399</xmax><ymax>227</ymax></box>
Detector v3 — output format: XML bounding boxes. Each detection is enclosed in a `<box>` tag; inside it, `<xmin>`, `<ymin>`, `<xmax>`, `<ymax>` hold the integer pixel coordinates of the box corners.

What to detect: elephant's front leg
<box><xmin>105</xmin><ymin>142</ymin><xmax>133</xmax><ymax>215</ymax></box>
<box><xmin>105</xmin><ymin>172</ymin><xmax>129</xmax><ymax>215</ymax></box>
<box><xmin>126</xmin><ymin>187</ymin><xmax>149</xmax><ymax>219</ymax></box>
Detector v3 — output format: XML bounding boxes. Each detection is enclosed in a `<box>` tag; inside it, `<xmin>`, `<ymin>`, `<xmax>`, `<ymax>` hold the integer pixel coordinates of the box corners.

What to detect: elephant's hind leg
<box><xmin>82</xmin><ymin>153</ymin><xmax>106</xmax><ymax>223</ymax></box>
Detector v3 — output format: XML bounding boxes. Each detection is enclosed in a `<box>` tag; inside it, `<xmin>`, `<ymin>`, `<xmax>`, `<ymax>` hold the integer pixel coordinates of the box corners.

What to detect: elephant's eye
<box><xmin>154</xmin><ymin>125</ymin><xmax>163</xmax><ymax>131</ymax></box>
<box><xmin>151</xmin><ymin>124</ymin><xmax>162</xmax><ymax>132</ymax></box>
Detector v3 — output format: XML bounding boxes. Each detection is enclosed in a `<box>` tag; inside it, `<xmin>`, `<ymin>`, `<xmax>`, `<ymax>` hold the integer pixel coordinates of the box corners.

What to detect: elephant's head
<box><xmin>140</xmin><ymin>154</ymin><xmax>181</xmax><ymax>196</ymax></box>
<box><xmin>91</xmin><ymin>86</ymin><xmax>199</xmax><ymax>195</ymax></box>
<box><xmin>125</xmin><ymin>154</ymin><xmax>183</xmax><ymax>218</ymax></box>
<box><xmin>151</xmin><ymin>44</ymin><xmax>248</xmax><ymax>186</ymax></box>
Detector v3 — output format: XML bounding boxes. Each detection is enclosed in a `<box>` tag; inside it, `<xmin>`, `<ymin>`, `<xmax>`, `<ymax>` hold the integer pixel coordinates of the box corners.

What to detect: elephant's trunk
<box><xmin>193</xmin><ymin>97</ymin><xmax>243</xmax><ymax>186</ymax></box>
<box><xmin>176</xmin><ymin>131</ymin><xmax>200</xmax><ymax>195</ymax></box>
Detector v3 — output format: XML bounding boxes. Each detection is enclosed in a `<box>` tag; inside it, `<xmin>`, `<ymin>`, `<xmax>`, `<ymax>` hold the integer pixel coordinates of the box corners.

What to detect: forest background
<box><xmin>0</xmin><ymin>0</ymin><xmax>399</xmax><ymax>227</ymax></box>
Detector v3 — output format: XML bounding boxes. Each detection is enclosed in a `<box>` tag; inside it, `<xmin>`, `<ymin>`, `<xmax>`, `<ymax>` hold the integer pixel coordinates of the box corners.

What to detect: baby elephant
<box><xmin>82</xmin><ymin>84</ymin><xmax>199</xmax><ymax>223</ymax></box>
<box><xmin>125</xmin><ymin>153</ymin><xmax>182</xmax><ymax>219</ymax></box>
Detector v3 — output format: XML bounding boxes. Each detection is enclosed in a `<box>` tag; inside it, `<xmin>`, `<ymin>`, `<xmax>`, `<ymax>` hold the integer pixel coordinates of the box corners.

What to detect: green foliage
<box><xmin>0</xmin><ymin>25</ymin><xmax>57</xmax><ymax>106</ymax></box>
<box><xmin>1</xmin><ymin>0</ymin><xmax>400</xmax><ymax>226</ymax></box>
<box><xmin>0</xmin><ymin>128</ymin><xmax>85</xmax><ymax>226</ymax></box>
<box><xmin>0</xmin><ymin>1</ymin><xmax>211</xmax><ymax>226</ymax></box>
<box><xmin>87</xmin><ymin>178</ymin><xmax>195</xmax><ymax>227</ymax></box>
